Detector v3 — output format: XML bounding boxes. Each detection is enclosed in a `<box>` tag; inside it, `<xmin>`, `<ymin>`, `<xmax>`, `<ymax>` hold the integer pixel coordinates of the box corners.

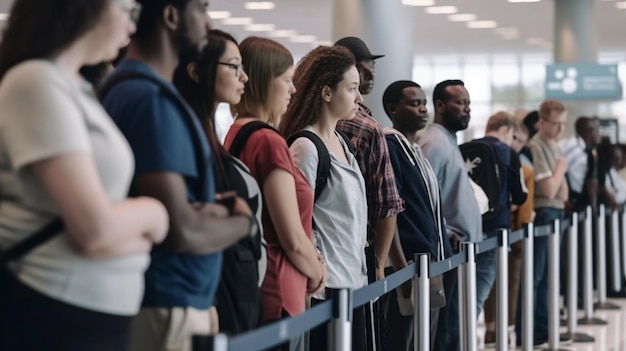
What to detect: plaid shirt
<box><xmin>336</xmin><ymin>104</ymin><xmax>404</xmax><ymax>221</ymax></box>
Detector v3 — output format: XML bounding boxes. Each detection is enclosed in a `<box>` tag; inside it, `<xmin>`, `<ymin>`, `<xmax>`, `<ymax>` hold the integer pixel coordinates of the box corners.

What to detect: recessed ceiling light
<box><xmin>495</xmin><ymin>27</ymin><xmax>519</xmax><ymax>36</ymax></box>
<box><xmin>208</xmin><ymin>11</ymin><xmax>230</xmax><ymax>19</ymax></box>
<box><xmin>527</xmin><ymin>37</ymin><xmax>546</xmax><ymax>45</ymax></box>
<box><xmin>244</xmin><ymin>2</ymin><xmax>275</xmax><ymax>10</ymax></box>
<box><xmin>507</xmin><ymin>0</ymin><xmax>541</xmax><ymax>2</ymax></box>
<box><xmin>313</xmin><ymin>40</ymin><xmax>334</xmax><ymax>47</ymax></box>
<box><xmin>425</xmin><ymin>6</ymin><xmax>458</xmax><ymax>14</ymax></box>
<box><xmin>222</xmin><ymin>17</ymin><xmax>254</xmax><ymax>25</ymax></box>
<box><xmin>616</xmin><ymin>1</ymin><xmax>626</xmax><ymax>9</ymax></box>
<box><xmin>289</xmin><ymin>35</ymin><xmax>317</xmax><ymax>43</ymax></box>
<box><xmin>245</xmin><ymin>24</ymin><xmax>276</xmax><ymax>32</ymax></box>
<box><xmin>448</xmin><ymin>13</ymin><xmax>477</xmax><ymax>22</ymax></box>
<box><xmin>0</xmin><ymin>13</ymin><xmax>8</xmax><ymax>21</ymax></box>
<box><xmin>402</xmin><ymin>0</ymin><xmax>435</xmax><ymax>6</ymax></box>
<box><xmin>270</xmin><ymin>30</ymin><xmax>298</xmax><ymax>38</ymax></box>
<box><xmin>467</xmin><ymin>20</ymin><xmax>497</xmax><ymax>29</ymax></box>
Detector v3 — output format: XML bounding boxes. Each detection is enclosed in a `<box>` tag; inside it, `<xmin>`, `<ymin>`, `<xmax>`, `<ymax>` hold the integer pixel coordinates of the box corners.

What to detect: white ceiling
<box><xmin>0</xmin><ymin>0</ymin><xmax>623</xmax><ymax>59</ymax></box>
<box><xmin>206</xmin><ymin>0</ymin><xmax>626</xmax><ymax>58</ymax></box>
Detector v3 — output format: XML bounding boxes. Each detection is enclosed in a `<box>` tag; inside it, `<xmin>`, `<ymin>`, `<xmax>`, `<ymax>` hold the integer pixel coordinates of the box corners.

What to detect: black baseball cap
<box><xmin>334</xmin><ymin>36</ymin><xmax>385</xmax><ymax>62</ymax></box>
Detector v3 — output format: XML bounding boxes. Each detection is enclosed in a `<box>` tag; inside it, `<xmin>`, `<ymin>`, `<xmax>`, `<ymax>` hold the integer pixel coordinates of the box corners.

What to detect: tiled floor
<box><xmin>478</xmin><ymin>298</ymin><xmax>626</xmax><ymax>351</ymax></box>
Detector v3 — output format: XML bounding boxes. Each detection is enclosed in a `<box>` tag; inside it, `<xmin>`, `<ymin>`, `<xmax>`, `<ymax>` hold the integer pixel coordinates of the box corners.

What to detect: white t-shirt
<box><xmin>0</xmin><ymin>60</ymin><xmax>149</xmax><ymax>315</ymax></box>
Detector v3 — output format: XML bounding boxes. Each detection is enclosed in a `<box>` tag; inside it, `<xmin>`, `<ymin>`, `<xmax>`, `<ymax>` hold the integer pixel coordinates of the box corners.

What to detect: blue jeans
<box><xmin>515</xmin><ymin>207</ymin><xmax>564</xmax><ymax>342</ymax></box>
<box><xmin>475</xmin><ymin>231</ymin><xmax>497</xmax><ymax>318</ymax></box>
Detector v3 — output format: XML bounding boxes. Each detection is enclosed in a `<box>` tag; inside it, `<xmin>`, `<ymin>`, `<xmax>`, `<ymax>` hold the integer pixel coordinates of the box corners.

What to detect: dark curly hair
<box><xmin>279</xmin><ymin>46</ymin><xmax>356</xmax><ymax>137</ymax></box>
<box><xmin>0</xmin><ymin>0</ymin><xmax>110</xmax><ymax>80</ymax></box>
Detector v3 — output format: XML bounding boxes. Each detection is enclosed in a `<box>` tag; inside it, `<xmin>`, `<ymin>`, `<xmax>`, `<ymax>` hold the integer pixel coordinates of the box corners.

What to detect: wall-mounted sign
<box><xmin>545</xmin><ymin>63</ymin><xmax>622</xmax><ymax>101</ymax></box>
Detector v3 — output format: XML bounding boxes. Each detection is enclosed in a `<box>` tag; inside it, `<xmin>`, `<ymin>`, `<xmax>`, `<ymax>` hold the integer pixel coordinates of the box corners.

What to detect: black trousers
<box><xmin>0</xmin><ymin>270</ymin><xmax>132</xmax><ymax>351</ymax></box>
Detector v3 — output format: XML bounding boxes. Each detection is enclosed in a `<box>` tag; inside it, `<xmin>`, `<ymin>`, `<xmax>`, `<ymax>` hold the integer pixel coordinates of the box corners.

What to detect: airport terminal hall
<box><xmin>2</xmin><ymin>0</ymin><xmax>626</xmax><ymax>351</ymax></box>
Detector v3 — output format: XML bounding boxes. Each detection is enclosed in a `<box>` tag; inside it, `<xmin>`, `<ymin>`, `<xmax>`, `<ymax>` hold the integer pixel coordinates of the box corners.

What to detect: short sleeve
<box><xmin>0</xmin><ymin>61</ymin><xmax>90</xmax><ymax>170</ymax></box>
<box><xmin>289</xmin><ymin>137</ymin><xmax>319</xmax><ymax>192</ymax></box>
<box><xmin>530</xmin><ymin>142</ymin><xmax>552</xmax><ymax>182</ymax></box>
<box><xmin>106</xmin><ymin>87</ymin><xmax>196</xmax><ymax>178</ymax></box>
<box><xmin>245</xmin><ymin>129</ymin><xmax>295</xmax><ymax>185</ymax></box>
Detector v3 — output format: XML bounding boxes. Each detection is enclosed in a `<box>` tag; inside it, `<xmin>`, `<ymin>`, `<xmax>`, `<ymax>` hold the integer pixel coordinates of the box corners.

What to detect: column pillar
<box><xmin>333</xmin><ymin>0</ymin><xmax>415</xmax><ymax>127</ymax></box>
<box><xmin>553</xmin><ymin>0</ymin><xmax>599</xmax><ymax>132</ymax></box>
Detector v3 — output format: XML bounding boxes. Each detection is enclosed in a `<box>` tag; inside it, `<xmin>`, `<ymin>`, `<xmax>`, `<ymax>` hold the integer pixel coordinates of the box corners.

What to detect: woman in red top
<box><xmin>223</xmin><ymin>37</ymin><xmax>326</xmax><ymax>351</ymax></box>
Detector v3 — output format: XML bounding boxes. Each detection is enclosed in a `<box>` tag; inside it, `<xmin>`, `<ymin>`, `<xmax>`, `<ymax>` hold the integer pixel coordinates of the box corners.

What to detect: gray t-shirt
<box><xmin>290</xmin><ymin>128</ymin><xmax>368</xmax><ymax>297</ymax></box>
<box><xmin>530</xmin><ymin>134</ymin><xmax>565</xmax><ymax>209</ymax></box>
<box><xmin>0</xmin><ymin>60</ymin><xmax>148</xmax><ymax>315</ymax></box>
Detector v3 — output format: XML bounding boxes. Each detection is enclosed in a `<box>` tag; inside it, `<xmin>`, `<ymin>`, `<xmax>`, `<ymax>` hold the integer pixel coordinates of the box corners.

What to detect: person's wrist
<box><xmin>242</xmin><ymin>214</ymin><xmax>258</xmax><ymax>238</ymax></box>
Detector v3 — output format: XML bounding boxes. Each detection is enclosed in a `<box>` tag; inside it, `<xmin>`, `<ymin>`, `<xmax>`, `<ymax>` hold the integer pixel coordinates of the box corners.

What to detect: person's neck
<box><xmin>125</xmin><ymin>37</ymin><xmax>179</xmax><ymax>82</ymax></box>
<box><xmin>51</xmin><ymin>42</ymin><xmax>88</xmax><ymax>85</ymax></box>
<box><xmin>539</xmin><ymin>131</ymin><xmax>557</xmax><ymax>144</ymax></box>
<box><xmin>484</xmin><ymin>131</ymin><xmax>501</xmax><ymax>142</ymax></box>
<box><xmin>395</xmin><ymin>125</ymin><xmax>419</xmax><ymax>144</ymax></box>
<box><xmin>434</xmin><ymin>116</ymin><xmax>456</xmax><ymax>135</ymax></box>
<box><xmin>311</xmin><ymin>113</ymin><xmax>337</xmax><ymax>140</ymax></box>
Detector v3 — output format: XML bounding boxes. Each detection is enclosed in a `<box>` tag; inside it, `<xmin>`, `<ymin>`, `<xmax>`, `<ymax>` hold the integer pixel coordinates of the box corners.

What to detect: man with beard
<box><xmin>102</xmin><ymin>1</ymin><xmax>255</xmax><ymax>350</ymax></box>
<box><xmin>380</xmin><ymin>80</ymin><xmax>451</xmax><ymax>351</ymax></box>
<box><xmin>418</xmin><ymin>79</ymin><xmax>482</xmax><ymax>351</ymax></box>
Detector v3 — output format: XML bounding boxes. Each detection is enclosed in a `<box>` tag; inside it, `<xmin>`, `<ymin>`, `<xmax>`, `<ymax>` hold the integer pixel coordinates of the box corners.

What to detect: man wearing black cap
<box><xmin>335</xmin><ymin>36</ymin><xmax>405</xmax><ymax>351</ymax></box>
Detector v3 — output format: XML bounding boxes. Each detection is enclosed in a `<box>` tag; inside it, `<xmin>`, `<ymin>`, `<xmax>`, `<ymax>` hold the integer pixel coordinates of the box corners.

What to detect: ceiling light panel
<box><xmin>616</xmin><ymin>1</ymin><xmax>626</xmax><ymax>9</ymax></box>
<box><xmin>244</xmin><ymin>2</ymin><xmax>276</xmax><ymax>10</ymax></box>
<box><xmin>402</xmin><ymin>0</ymin><xmax>435</xmax><ymax>6</ymax></box>
<box><xmin>208</xmin><ymin>11</ymin><xmax>230</xmax><ymax>19</ymax></box>
<box><xmin>467</xmin><ymin>20</ymin><xmax>497</xmax><ymax>29</ymax></box>
<box><xmin>448</xmin><ymin>13</ymin><xmax>477</xmax><ymax>22</ymax></box>
<box><xmin>425</xmin><ymin>6</ymin><xmax>458</xmax><ymax>14</ymax></box>
<box><xmin>222</xmin><ymin>17</ymin><xmax>254</xmax><ymax>25</ymax></box>
<box><xmin>245</xmin><ymin>24</ymin><xmax>276</xmax><ymax>32</ymax></box>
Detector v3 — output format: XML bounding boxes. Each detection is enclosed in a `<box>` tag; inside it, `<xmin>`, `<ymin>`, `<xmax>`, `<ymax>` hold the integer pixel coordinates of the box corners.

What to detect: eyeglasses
<box><xmin>115</xmin><ymin>1</ymin><xmax>142</xmax><ymax>23</ymax></box>
<box><xmin>217</xmin><ymin>62</ymin><xmax>245</xmax><ymax>77</ymax></box>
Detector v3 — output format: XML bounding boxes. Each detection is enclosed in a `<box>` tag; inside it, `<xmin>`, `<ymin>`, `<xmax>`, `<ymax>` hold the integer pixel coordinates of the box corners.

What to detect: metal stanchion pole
<box><xmin>328</xmin><ymin>288</ymin><xmax>352</xmax><ymax>351</ymax></box>
<box><xmin>460</xmin><ymin>242</ymin><xmax>477</xmax><ymax>351</ymax></box>
<box><xmin>495</xmin><ymin>229</ymin><xmax>508</xmax><ymax>351</ymax></box>
<box><xmin>458</xmin><ymin>258</ymin><xmax>467</xmax><ymax>351</ymax></box>
<box><xmin>415</xmin><ymin>254</ymin><xmax>430</xmax><ymax>351</ymax></box>
<box><xmin>579</xmin><ymin>206</ymin><xmax>607</xmax><ymax>325</ymax></box>
<box><xmin>594</xmin><ymin>204</ymin><xmax>620</xmax><ymax>310</ymax></box>
<box><xmin>622</xmin><ymin>207</ymin><xmax>626</xmax><ymax>287</ymax></box>
<box><xmin>521</xmin><ymin>222</ymin><xmax>534</xmax><ymax>351</ymax></box>
<box><xmin>566</xmin><ymin>212</ymin><xmax>594</xmax><ymax>343</ymax></box>
<box><xmin>609</xmin><ymin>208</ymin><xmax>624</xmax><ymax>297</ymax></box>
<box><xmin>547</xmin><ymin>219</ymin><xmax>569</xmax><ymax>351</ymax></box>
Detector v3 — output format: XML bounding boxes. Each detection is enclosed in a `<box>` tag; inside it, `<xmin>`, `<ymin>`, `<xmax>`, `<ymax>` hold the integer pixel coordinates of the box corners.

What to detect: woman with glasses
<box><xmin>173</xmin><ymin>29</ymin><xmax>266</xmax><ymax>335</ymax></box>
<box><xmin>223</xmin><ymin>37</ymin><xmax>327</xmax><ymax>351</ymax></box>
<box><xmin>0</xmin><ymin>1</ymin><xmax>168</xmax><ymax>350</ymax></box>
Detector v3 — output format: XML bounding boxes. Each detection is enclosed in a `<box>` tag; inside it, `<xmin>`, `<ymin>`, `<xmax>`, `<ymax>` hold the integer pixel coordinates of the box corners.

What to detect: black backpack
<box><xmin>459</xmin><ymin>139</ymin><xmax>506</xmax><ymax>221</ymax></box>
<box><xmin>286</xmin><ymin>130</ymin><xmax>356</xmax><ymax>201</ymax></box>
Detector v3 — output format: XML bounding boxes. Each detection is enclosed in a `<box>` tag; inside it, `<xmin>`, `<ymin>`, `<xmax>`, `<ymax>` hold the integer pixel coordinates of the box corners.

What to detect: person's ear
<box><xmin>434</xmin><ymin>99</ymin><xmax>445</xmax><ymax>114</ymax></box>
<box><xmin>162</xmin><ymin>4</ymin><xmax>180</xmax><ymax>31</ymax></box>
<box><xmin>321</xmin><ymin>85</ymin><xmax>332</xmax><ymax>103</ymax></box>
<box><xmin>186</xmin><ymin>63</ymin><xmax>200</xmax><ymax>83</ymax></box>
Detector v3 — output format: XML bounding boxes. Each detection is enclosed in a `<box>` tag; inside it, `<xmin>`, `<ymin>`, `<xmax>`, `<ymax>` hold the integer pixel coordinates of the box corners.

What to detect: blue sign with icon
<box><xmin>545</xmin><ymin>63</ymin><xmax>622</xmax><ymax>100</ymax></box>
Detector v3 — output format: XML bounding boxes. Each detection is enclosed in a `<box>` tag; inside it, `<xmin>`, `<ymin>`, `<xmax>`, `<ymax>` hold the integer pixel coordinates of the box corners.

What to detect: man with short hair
<box><xmin>380</xmin><ymin>80</ymin><xmax>451</xmax><ymax>351</ymax></box>
<box><xmin>515</xmin><ymin>99</ymin><xmax>569</xmax><ymax>348</ymax></box>
<box><xmin>418</xmin><ymin>79</ymin><xmax>482</xmax><ymax>351</ymax></box>
<box><xmin>102</xmin><ymin>1</ymin><xmax>255</xmax><ymax>350</ymax></box>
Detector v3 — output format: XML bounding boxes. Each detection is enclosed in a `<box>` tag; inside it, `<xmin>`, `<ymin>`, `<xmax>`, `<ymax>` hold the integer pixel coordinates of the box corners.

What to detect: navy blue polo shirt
<box><xmin>103</xmin><ymin>59</ymin><xmax>222</xmax><ymax>309</ymax></box>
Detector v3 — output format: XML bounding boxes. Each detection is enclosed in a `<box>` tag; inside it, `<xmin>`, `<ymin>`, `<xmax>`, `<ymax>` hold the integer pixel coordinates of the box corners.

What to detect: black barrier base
<box><xmin>594</xmin><ymin>302</ymin><xmax>621</xmax><ymax>310</ymax></box>
<box><xmin>565</xmin><ymin>332</ymin><xmax>595</xmax><ymax>343</ymax></box>
<box><xmin>577</xmin><ymin>317</ymin><xmax>608</xmax><ymax>325</ymax></box>
<box><xmin>192</xmin><ymin>335</ymin><xmax>213</xmax><ymax>351</ymax></box>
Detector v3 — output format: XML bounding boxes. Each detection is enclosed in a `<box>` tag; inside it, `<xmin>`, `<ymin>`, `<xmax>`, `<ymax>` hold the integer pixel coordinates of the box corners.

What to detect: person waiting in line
<box><xmin>515</xmin><ymin>99</ymin><xmax>570</xmax><ymax>348</ymax></box>
<box><xmin>472</xmin><ymin>112</ymin><xmax>528</xmax><ymax>323</ymax></box>
<box><xmin>174</xmin><ymin>29</ymin><xmax>269</xmax><ymax>335</ymax></box>
<box><xmin>0</xmin><ymin>0</ymin><xmax>170</xmax><ymax>350</ymax></box>
<box><xmin>483</xmin><ymin>122</ymin><xmax>534</xmax><ymax>348</ymax></box>
<box><xmin>598</xmin><ymin>138</ymin><xmax>626</xmax><ymax>210</ymax></box>
<box><xmin>418</xmin><ymin>80</ymin><xmax>482</xmax><ymax>351</ymax></box>
<box><xmin>102</xmin><ymin>1</ymin><xmax>257</xmax><ymax>350</ymax></box>
<box><xmin>520</xmin><ymin>110</ymin><xmax>540</xmax><ymax>164</ymax></box>
<box><xmin>560</xmin><ymin>116</ymin><xmax>601</xmax><ymax>213</ymax></box>
<box><xmin>279</xmin><ymin>45</ymin><xmax>368</xmax><ymax>351</ymax></box>
<box><xmin>224</xmin><ymin>36</ymin><xmax>327</xmax><ymax>351</ymax></box>
<box><xmin>379</xmin><ymin>80</ymin><xmax>451</xmax><ymax>351</ymax></box>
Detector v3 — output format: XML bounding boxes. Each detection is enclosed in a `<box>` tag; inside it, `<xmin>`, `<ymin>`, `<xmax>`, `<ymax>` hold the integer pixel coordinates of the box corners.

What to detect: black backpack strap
<box><xmin>99</xmin><ymin>71</ymin><xmax>209</xmax><ymax>201</ymax></box>
<box><xmin>286</xmin><ymin>130</ymin><xmax>330</xmax><ymax>202</ymax></box>
<box><xmin>1</xmin><ymin>218</ymin><xmax>64</xmax><ymax>267</ymax></box>
<box><xmin>228</xmin><ymin>120</ymin><xmax>277</xmax><ymax>158</ymax></box>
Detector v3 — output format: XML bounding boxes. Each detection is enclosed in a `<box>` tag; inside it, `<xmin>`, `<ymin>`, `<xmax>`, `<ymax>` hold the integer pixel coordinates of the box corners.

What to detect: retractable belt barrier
<box><xmin>193</xmin><ymin>206</ymin><xmax>616</xmax><ymax>351</ymax></box>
